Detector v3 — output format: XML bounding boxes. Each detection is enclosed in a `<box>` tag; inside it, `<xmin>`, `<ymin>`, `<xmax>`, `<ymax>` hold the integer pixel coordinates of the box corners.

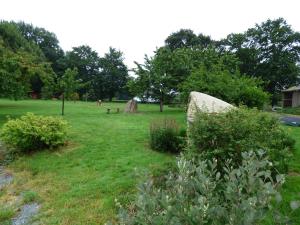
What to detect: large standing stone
<box><xmin>187</xmin><ymin>91</ymin><xmax>234</xmax><ymax>124</ymax></box>
<box><xmin>124</xmin><ymin>99</ymin><xmax>138</xmax><ymax>113</ymax></box>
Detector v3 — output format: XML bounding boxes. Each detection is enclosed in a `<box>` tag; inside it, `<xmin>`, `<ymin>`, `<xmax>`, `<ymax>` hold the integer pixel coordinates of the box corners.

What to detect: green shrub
<box><xmin>0</xmin><ymin>113</ymin><xmax>68</xmax><ymax>152</ymax></box>
<box><xmin>150</xmin><ymin>119</ymin><xmax>185</xmax><ymax>153</ymax></box>
<box><xmin>114</xmin><ymin>151</ymin><xmax>288</xmax><ymax>225</ymax></box>
<box><xmin>188</xmin><ymin>108</ymin><xmax>295</xmax><ymax>174</ymax></box>
<box><xmin>181</xmin><ymin>64</ymin><xmax>269</xmax><ymax>109</ymax></box>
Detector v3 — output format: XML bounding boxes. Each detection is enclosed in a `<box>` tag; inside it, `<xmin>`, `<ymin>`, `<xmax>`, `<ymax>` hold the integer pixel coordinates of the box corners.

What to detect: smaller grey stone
<box><xmin>0</xmin><ymin>166</ymin><xmax>13</xmax><ymax>189</ymax></box>
<box><xmin>12</xmin><ymin>203</ymin><xmax>40</xmax><ymax>225</ymax></box>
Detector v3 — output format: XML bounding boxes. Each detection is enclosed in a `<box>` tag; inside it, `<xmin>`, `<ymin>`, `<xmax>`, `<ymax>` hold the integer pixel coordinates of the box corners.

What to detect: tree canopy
<box><xmin>0</xmin><ymin>21</ymin><xmax>130</xmax><ymax>102</ymax></box>
<box><xmin>64</xmin><ymin>46</ymin><xmax>129</xmax><ymax>101</ymax></box>
<box><xmin>64</xmin><ymin>45</ymin><xmax>100</xmax><ymax>98</ymax></box>
<box><xmin>0</xmin><ymin>21</ymin><xmax>55</xmax><ymax>99</ymax></box>
<box><xmin>181</xmin><ymin>64</ymin><xmax>269</xmax><ymax>109</ymax></box>
<box><xmin>58</xmin><ymin>68</ymin><xmax>80</xmax><ymax>115</ymax></box>
<box><xmin>165</xmin><ymin>29</ymin><xmax>214</xmax><ymax>50</ymax></box>
<box><xmin>219</xmin><ymin>18</ymin><xmax>300</xmax><ymax>104</ymax></box>
<box><xmin>15</xmin><ymin>22</ymin><xmax>65</xmax><ymax>75</ymax></box>
<box><xmin>1</xmin><ymin>18</ymin><xmax>299</xmax><ymax>107</ymax></box>
<box><xmin>99</xmin><ymin>47</ymin><xmax>128</xmax><ymax>101</ymax></box>
<box><xmin>131</xmin><ymin>47</ymin><xmax>268</xmax><ymax>111</ymax></box>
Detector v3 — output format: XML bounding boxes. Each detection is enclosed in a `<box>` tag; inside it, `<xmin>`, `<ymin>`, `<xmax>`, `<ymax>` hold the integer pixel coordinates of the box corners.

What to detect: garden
<box><xmin>1</xmin><ymin>17</ymin><xmax>300</xmax><ymax>225</ymax></box>
<box><xmin>0</xmin><ymin>99</ymin><xmax>300</xmax><ymax>224</ymax></box>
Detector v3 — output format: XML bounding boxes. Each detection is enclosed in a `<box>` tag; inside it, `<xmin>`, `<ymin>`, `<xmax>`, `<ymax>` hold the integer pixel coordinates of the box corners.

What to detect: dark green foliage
<box><xmin>150</xmin><ymin>119</ymin><xmax>185</xmax><ymax>153</ymax></box>
<box><xmin>0</xmin><ymin>21</ymin><xmax>56</xmax><ymax>99</ymax></box>
<box><xmin>64</xmin><ymin>45</ymin><xmax>101</xmax><ymax>98</ymax></box>
<box><xmin>219</xmin><ymin>18</ymin><xmax>300</xmax><ymax>104</ymax></box>
<box><xmin>115</xmin><ymin>152</ymin><xmax>287</xmax><ymax>225</ymax></box>
<box><xmin>65</xmin><ymin>46</ymin><xmax>128</xmax><ymax>101</ymax></box>
<box><xmin>189</xmin><ymin>108</ymin><xmax>295</xmax><ymax>173</ymax></box>
<box><xmin>165</xmin><ymin>29</ymin><xmax>214</xmax><ymax>50</ymax></box>
<box><xmin>99</xmin><ymin>47</ymin><xmax>129</xmax><ymax>101</ymax></box>
<box><xmin>0</xmin><ymin>113</ymin><xmax>68</xmax><ymax>152</ymax></box>
<box><xmin>132</xmin><ymin>47</ymin><xmax>239</xmax><ymax>111</ymax></box>
<box><xmin>15</xmin><ymin>22</ymin><xmax>65</xmax><ymax>75</ymax></box>
<box><xmin>181</xmin><ymin>64</ymin><xmax>269</xmax><ymax>108</ymax></box>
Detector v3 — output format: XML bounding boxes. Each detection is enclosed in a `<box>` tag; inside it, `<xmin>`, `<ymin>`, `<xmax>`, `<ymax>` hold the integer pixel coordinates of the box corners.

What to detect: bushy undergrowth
<box><xmin>115</xmin><ymin>152</ymin><xmax>289</xmax><ymax>225</ymax></box>
<box><xmin>150</xmin><ymin>118</ymin><xmax>186</xmax><ymax>153</ymax></box>
<box><xmin>112</xmin><ymin>108</ymin><xmax>297</xmax><ymax>225</ymax></box>
<box><xmin>188</xmin><ymin>108</ymin><xmax>295</xmax><ymax>174</ymax></box>
<box><xmin>0</xmin><ymin>113</ymin><xmax>68</xmax><ymax>152</ymax></box>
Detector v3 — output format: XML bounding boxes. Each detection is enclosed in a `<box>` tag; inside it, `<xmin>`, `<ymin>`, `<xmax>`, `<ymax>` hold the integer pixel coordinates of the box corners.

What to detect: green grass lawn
<box><xmin>1</xmin><ymin>99</ymin><xmax>300</xmax><ymax>224</ymax></box>
<box><xmin>0</xmin><ymin>99</ymin><xmax>185</xmax><ymax>224</ymax></box>
<box><xmin>278</xmin><ymin>125</ymin><xmax>300</xmax><ymax>223</ymax></box>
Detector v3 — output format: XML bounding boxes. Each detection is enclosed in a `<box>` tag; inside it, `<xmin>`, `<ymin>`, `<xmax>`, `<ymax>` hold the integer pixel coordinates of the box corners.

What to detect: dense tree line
<box><xmin>0</xmin><ymin>21</ymin><xmax>55</xmax><ymax>99</ymax></box>
<box><xmin>130</xmin><ymin>18</ymin><xmax>300</xmax><ymax>110</ymax></box>
<box><xmin>218</xmin><ymin>18</ymin><xmax>300</xmax><ymax>105</ymax></box>
<box><xmin>0</xmin><ymin>21</ymin><xmax>129</xmax><ymax>101</ymax></box>
<box><xmin>1</xmin><ymin>18</ymin><xmax>299</xmax><ymax>109</ymax></box>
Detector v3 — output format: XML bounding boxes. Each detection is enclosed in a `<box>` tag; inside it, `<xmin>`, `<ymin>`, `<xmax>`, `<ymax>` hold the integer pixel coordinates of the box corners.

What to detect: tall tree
<box><xmin>65</xmin><ymin>45</ymin><xmax>101</xmax><ymax>99</ymax></box>
<box><xmin>132</xmin><ymin>46</ymin><xmax>240</xmax><ymax>111</ymax></box>
<box><xmin>16</xmin><ymin>22</ymin><xmax>65</xmax><ymax>75</ymax></box>
<box><xmin>0</xmin><ymin>21</ymin><xmax>55</xmax><ymax>99</ymax></box>
<box><xmin>165</xmin><ymin>29</ymin><xmax>214</xmax><ymax>50</ymax></box>
<box><xmin>99</xmin><ymin>47</ymin><xmax>128</xmax><ymax>101</ymax></box>
<box><xmin>58</xmin><ymin>68</ymin><xmax>80</xmax><ymax>115</ymax></box>
<box><xmin>220</xmin><ymin>18</ymin><xmax>300</xmax><ymax>104</ymax></box>
<box><xmin>133</xmin><ymin>55</ymin><xmax>175</xmax><ymax>112</ymax></box>
<box><xmin>148</xmin><ymin>46</ymin><xmax>239</xmax><ymax>94</ymax></box>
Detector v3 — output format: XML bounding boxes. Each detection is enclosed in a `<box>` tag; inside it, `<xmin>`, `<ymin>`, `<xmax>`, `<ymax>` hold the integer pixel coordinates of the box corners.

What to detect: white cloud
<box><xmin>1</xmin><ymin>0</ymin><xmax>299</xmax><ymax>68</ymax></box>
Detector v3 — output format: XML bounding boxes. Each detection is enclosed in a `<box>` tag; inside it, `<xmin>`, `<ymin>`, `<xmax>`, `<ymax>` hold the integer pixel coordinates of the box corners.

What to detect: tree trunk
<box><xmin>109</xmin><ymin>96</ymin><xmax>113</xmax><ymax>102</ymax></box>
<box><xmin>159</xmin><ymin>92</ymin><xmax>164</xmax><ymax>112</ymax></box>
<box><xmin>160</xmin><ymin>99</ymin><xmax>163</xmax><ymax>112</ymax></box>
<box><xmin>62</xmin><ymin>93</ymin><xmax>65</xmax><ymax>116</ymax></box>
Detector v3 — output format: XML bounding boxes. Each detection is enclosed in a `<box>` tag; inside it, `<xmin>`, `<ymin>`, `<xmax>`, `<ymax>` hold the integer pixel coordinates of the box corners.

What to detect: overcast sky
<box><xmin>1</xmin><ymin>0</ymin><xmax>299</xmax><ymax>68</ymax></box>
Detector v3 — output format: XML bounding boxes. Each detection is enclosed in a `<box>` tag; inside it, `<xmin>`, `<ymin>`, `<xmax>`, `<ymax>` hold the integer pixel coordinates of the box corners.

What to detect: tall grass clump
<box><xmin>150</xmin><ymin>118</ymin><xmax>185</xmax><ymax>153</ymax></box>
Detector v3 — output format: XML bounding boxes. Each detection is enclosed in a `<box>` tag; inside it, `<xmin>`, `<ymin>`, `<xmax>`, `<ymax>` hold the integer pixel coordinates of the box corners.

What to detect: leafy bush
<box><xmin>150</xmin><ymin>119</ymin><xmax>185</xmax><ymax>153</ymax></box>
<box><xmin>181</xmin><ymin>64</ymin><xmax>269</xmax><ymax>109</ymax></box>
<box><xmin>188</xmin><ymin>108</ymin><xmax>295</xmax><ymax>173</ymax></box>
<box><xmin>114</xmin><ymin>151</ymin><xmax>287</xmax><ymax>225</ymax></box>
<box><xmin>0</xmin><ymin>113</ymin><xmax>68</xmax><ymax>152</ymax></box>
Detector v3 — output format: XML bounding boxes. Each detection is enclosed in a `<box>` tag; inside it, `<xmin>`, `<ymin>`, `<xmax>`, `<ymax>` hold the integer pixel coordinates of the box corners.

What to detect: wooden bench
<box><xmin>106</xmin><ymin>108</ymin><xmax>120</xmax><ymax>114</ymax></box>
